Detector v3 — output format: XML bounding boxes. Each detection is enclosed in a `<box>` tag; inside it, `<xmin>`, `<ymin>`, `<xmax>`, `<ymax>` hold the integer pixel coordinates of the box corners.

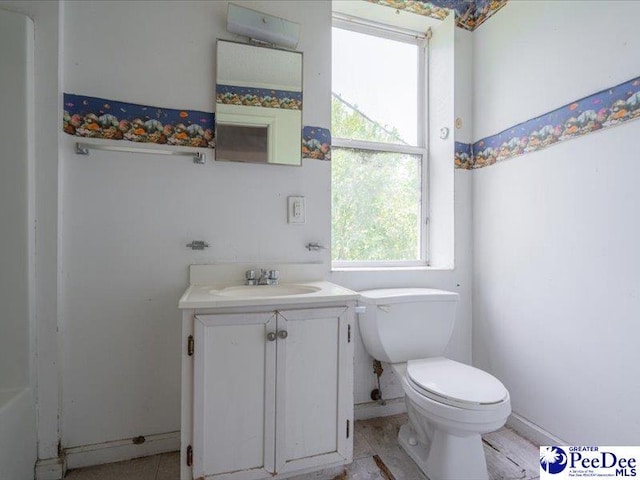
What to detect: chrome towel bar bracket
<box><xmin>186</xmin><ymin>240</ymin><xmax>210</xmax><ymax>250</ymax></box>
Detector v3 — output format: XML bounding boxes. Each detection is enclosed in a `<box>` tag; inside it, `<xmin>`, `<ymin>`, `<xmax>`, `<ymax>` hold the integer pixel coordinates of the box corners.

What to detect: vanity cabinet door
<box><xmin>274</xmin><ymin>307</ymin><xmax>353</xmax><ymax>475</ymax></box>
<box><xmin>193</xmin><ymin>312</ymin><xmax>277</xmax><ymax>480</ymax></box>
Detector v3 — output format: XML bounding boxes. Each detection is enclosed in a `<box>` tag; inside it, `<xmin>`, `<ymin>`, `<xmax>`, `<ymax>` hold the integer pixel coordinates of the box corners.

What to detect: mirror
<box><xmin>216</xmin><ymin>40</ymin><xmax>303</xmax><ymax>166</ymax></box>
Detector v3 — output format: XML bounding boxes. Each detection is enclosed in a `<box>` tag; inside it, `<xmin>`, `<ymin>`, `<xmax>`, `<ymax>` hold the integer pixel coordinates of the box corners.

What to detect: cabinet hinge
<box><xmin>346</xmin><ymin>419</ymin><xmax>350</xmax><ymax>439</ymax></box>
<box><xmin>188</xmin><ymin>335</ymin><xmax>194</xmax><ymax>356</ymax></box>
<box><xmin>348</xmin><ymin>324</ymin><xmax>351</xmax><ymax>343</ymax></box>
<box><xmin>186</xmin><ymin>445</ymin><xmax>193</xmax><ymax>466</ymax></box>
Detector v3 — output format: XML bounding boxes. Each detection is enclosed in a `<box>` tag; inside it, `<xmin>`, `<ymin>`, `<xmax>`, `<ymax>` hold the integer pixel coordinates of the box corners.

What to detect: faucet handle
<box><xmin>268</xmin><ymin>270</ymin><xmax>279</xmax><ymax>280</ymax></box>
<box><xmin>245</xmin><ymin>269</ymin><xmax>257</xmax><ymax>285</ymax></box>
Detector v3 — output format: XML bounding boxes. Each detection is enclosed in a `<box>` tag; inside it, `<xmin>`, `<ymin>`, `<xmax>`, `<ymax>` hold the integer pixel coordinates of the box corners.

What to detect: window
<box><xmin>331</xmin><ymin>20</ymin><xmax>428</xmax><ymax>267</ymax></box>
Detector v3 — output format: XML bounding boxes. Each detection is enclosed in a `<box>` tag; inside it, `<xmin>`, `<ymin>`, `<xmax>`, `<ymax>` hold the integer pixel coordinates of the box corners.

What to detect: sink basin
<box><xmin>212</xmin><ymin>284</ymin><xmax>322</xmax><ymax>298</ymax></box>
<box><xmin>179</xmin><ymin>277</ymin><xmax>360</xmax><ymax>309</ymax></box>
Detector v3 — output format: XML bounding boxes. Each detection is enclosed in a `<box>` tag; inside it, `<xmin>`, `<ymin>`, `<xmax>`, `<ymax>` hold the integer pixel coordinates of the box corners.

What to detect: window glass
<box><xmin>332</xmin><ymin>148</ymin><xmax>421</xmax><ymax>262</ymax></box>
<box><xmin>331</xmin><ymin>23</ymin><xmax>426</xmax><ymax>266</ymax></box>
<box><xmin>332</xmin><ymin>27</ymin><xmax>419</xmax><ymax>146</ymax></box>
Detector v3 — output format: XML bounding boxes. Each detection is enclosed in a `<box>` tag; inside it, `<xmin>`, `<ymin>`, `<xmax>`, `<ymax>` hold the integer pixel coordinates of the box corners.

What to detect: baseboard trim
<box><xmin>64</xmin><ymin>431</ymin><xmax>180</xmax><ymax>470</ymax></box>
<box><xmin>35</xmin><ymin>457</ymin><xmax>66</xmax><ymax>480</ymax></box>
<box><xmin>56</xmin><ymin>412</ymin><xmax>561</xmax><ymax>473</ymax></box>
<box><xmin>354</xmin><ymin>397</ymin><xmax>406</xmax><ymax>420</ymax></box>
<box><xmin>507</xmin><ymin>412</ymin><xmax>567</xmax><ymax>447</ymax></box>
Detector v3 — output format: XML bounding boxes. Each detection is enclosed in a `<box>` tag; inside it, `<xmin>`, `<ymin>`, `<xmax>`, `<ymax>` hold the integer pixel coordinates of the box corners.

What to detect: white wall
<box><xmin>60</xmin><ymin>0</ymin><xmax>332</xmax><ymax>451</ymax></box>
<box><xmin>473</xmin><ymin>0</ymin><xmax>640</xmax><ymax>444</ymax></box>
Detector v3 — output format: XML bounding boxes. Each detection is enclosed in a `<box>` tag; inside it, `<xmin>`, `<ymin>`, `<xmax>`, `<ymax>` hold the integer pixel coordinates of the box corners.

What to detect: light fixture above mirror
<box><xmin>226</xmin><ymin>3</ymin><xmax>300</xmax><ymax>49</ymax></box>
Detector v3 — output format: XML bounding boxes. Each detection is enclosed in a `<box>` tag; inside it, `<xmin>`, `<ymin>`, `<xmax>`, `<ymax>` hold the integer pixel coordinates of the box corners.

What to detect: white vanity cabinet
<box><xmin>181</xmin><ymin>302</ymin><xmax>355</xmax><ymax>480</ymax></box>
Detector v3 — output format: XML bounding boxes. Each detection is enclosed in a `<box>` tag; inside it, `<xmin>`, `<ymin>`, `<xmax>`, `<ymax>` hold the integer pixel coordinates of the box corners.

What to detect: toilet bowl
<box><xmin>394</xmin><ymin>360</ymin><xmax>510</xmax><ymax>480</ymax></box>
<box><xmin>358</xmin><ymin>289</ymin><xmax>511</xmax><ymax>480</ymax></box>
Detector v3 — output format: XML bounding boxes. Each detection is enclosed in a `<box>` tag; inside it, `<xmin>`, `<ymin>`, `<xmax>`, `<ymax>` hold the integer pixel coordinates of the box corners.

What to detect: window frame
<box><xmin>331</xmin><ymin>17</ymin><xmax>430</xmax><ymax>269</ymax></box>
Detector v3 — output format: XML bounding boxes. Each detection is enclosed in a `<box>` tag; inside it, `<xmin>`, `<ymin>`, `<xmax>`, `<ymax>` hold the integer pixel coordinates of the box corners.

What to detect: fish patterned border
<box><xmin>63</xmin><ymin>93</ymin><xmax>330</xmax><ymax>161</ymax></box>
<box><xmin>63</xmin><ymin>93</ymin><xmax>215</xmax><ymax>148</ymax></box>
<box><xmin>455</xmin><ymin>75</ymin><xmax>640</xmax><ymax>170</ymax></box>
<box><xmin>216</xmin><ymin>85</ymin><xmax>302</xmax><ymax>110</ymax></box>
<box><xmin>365</xmin><ymin>0</ymin><xmax>508</xmax><ymax>31</ymax></box>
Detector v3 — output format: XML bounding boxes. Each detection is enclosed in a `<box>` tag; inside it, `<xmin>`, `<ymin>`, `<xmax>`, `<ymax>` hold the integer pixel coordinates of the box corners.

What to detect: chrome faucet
<box><xmin>257</xmin><ymin>269</ymin><xmax>279</xmax><ymax>285</ymax></box>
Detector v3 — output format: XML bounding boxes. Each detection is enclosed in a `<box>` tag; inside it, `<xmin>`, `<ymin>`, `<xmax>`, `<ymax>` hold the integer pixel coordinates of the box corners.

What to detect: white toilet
<box><xmin>358</xmin><ymin>288</ymin><xmax>511</xmax><ymax>480</ymax></box>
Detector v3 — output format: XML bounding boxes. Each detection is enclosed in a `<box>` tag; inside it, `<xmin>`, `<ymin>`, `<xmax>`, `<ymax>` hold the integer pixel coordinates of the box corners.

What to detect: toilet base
<box><xmin>398</xmin><ymin>423</ymin><xmax>429</xmax><ymax>466</ymax></box>
<box><xmin>398</xmin><ymin>421</ymin><xmax>489</xmax><ymax>480</ymax></box>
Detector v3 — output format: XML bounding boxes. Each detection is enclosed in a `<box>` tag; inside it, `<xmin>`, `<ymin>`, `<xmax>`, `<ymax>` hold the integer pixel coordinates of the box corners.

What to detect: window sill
<box><xmin>331</xmin><ymin>264</ymin><xmax>454</xmax><ymax>273</ymax></box>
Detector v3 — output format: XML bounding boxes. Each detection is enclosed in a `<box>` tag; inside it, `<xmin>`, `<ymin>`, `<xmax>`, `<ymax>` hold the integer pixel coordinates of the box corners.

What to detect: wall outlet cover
<box><xmin>288</xmin><ymin>196</ymin><xmax>306</xmax><ymax>224</ymax></box>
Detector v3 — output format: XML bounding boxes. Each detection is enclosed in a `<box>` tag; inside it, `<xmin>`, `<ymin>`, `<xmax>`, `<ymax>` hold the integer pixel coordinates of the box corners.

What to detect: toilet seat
<box><xmin>406</xmin><ymin>357</ymin><xmax>508</xmax><ymax>410</ymax></box>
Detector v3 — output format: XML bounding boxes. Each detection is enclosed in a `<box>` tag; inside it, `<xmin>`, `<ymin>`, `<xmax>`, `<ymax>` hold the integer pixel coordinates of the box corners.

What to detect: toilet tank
<box><xmin>358</xmin><ymin>288</ymin><xmax>459</xmax><ymax>363</ymax></box>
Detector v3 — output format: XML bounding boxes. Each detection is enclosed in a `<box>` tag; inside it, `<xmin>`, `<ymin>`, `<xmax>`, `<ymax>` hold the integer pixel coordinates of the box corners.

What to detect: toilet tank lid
<box><xmin>359</xmin><ymin>288</ymin><xmax>459</xmax><ymax>305</ymax></box>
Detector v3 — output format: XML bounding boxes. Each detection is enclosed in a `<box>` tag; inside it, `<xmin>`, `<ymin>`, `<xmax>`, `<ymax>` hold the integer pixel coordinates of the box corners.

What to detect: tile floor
<box><xmin>65</xmin><ymin>414</ymin><xmax>540</xmax><ymax>480</ymax></box>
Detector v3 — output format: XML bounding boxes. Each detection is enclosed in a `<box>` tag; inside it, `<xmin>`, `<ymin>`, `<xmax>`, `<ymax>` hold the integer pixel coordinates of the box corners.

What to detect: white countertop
<box><xmin>179</xmin><ymin>280</ymin><xmax>359</xmax><ymax>309</ymax></box>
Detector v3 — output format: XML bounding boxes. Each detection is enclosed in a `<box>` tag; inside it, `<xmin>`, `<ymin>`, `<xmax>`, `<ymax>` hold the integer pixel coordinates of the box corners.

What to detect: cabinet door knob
<box><xmin>266</xmin><ymin>332</ymin><xmax>277</xmax><ymax>342</ymax></box>
<box><xmin>277</xmin><ymin>330</ymin><xmax>288</xmax><ymax>340</ymax></box>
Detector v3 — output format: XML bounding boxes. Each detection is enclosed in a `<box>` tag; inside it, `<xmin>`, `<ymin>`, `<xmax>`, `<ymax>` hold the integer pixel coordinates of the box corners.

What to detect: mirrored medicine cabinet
<box><xmin>215</xmin><ymin>39</ymin><xmax>303</xmax><ymax>166</ymax></box>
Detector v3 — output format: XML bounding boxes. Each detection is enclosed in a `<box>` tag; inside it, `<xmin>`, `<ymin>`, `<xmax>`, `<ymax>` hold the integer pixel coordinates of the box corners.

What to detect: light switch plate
<box><xmin>288</xmin><ymin>196</ymin><xmax>305</xmax><ymax>224</ymax></box>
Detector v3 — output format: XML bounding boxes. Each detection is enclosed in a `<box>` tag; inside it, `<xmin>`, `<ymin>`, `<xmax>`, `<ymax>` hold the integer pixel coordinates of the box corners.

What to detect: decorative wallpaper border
<box><xmin>64</xmin><ymin>76</ymin><xmax>640</xmax><ymax>170</ymax></box>
<box><xmin>455</xmin><ymin>75</ymin><xmax>640</xmax><ymax>170</ymax></box>
<box><xmin>468</xmin><ymin>0</ymin><xmax>508</xmax><ymax>31</ymax></box>
<box><xmin>366</xmin><ymin>0</ymin><xmax>507</xmax><ymax>31</ymax></box>
<box><xmin>216</xmin><ymin>85</ymin><xmax>302</xmax><ymax>110</ymax></box>
<box><xmin>302</xmin><ymin>126</ymin><xmax>331</xmax><ymax>161</ymax></box>
<box><xmin>63</xmin><ymin>94</ymin><xmax>215</xmax><ymax>148</ymax></box>
<box><xmin>454</xmin><ymin>141</ymin><xmax>474</xmax><ymax>170</ymax></box>
<box><xmin>63</xmin><ymin>93</ymin><xmax>329</xmax><ymax>161</ymax></box>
